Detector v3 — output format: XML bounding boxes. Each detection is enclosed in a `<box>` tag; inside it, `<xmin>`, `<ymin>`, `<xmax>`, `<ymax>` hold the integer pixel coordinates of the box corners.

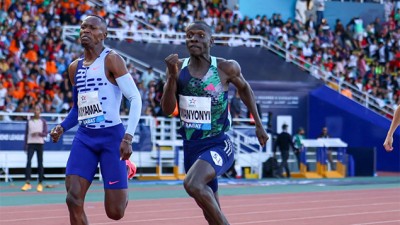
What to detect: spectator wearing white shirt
<box><xmin>348</xmin><ymin>51</ymin><xmax>358</xmax><ymax>68</ymax></box>
<box><xmin>0</xmin><ymin>82</ymin><xmax>7</xmax><ymax>111</ymax></box>
<box><xmin>204</xmin><ymin>15</ymin><xmax>214</xmax><ymax>27</ymax></box>
<box><xmin>133</xmin><ymin>7</ymin><xmax>147</xmax><ymax>21</ymax></box>
<box><xmin>297</xmin><ymin>30</ymin><xmax>309</xmax><ymax>45</ymax></box>
<box><xmin>146</xmin><ymin>0</ymin><xmax>163</xmax><ymax>16</ymax></box>
<box><xmin>369</xmin><ymin>39</ymin><xmax>379</xmax><ymax>58</ymax></box>
<box><xmin>271</xmin><ymin>26</ymin><xmax>282</xmax><ymax>42</ymax></box>
<box><xmin>378</xmin><ymin>41</ymin><xmax>388</xmax><ymax>65</ymax></box>
<box><xmin>48</xmin><ymin>15</ymin><xmax>61</xmax><ymax>29</ymax></box>
<box><xmin>316</xmin><ymin>0</ymin><xmax>325</xmax><ymax>25</ymax></box>
<box><xmin>36</xmin><ymin>20</ymin><xmax>49</xmax><ymax>37</ymax></box>
<box><xmin>125</xmin><ymin>5</ymin><xmax>138</xmax><ymax>21</ymax></box>
<box><xmin>187</xmin><ymin>0</ymin><xmax>195</xmax><ymax>13</ymax></box>
<box><xmin>286</xmin><ymin>44</ymin><xmax>297</xmax><ymax>63</ymax></box>
<box><xmin>171</xmin><ymin>3</ymin><xmax>183</xmax><ymax>17</ymax></box>
<box><xmin>384</xmin><ymin>0</ymin><xmax>395</xmax><ymax>22</ymax></box>
<box><xmin>228</xmin><ymin>36</ymin><xmax>244</xmax><ymax>47</ymax></box>
<box><xmin>125</xmin><ymin>20</ymin><xmax>138</xmax><ymax>33</ymax></box>
<box><xmin>232</xmin><ymin>4</ymin><xmax>242</xmax><ymax>20</ymax></box>
<box><xmin>254</xmin><ymin>15</ymin><xmax>261</xmax><ymax>27</ymax></box>
<box><xmin>160</xmin><ymin>8</ymin><xmax>171</xmax><ymax>29</ymax></box>
<box><xmin>6</xmin><ymin>11</ymin><xmax>18</xmax><ymax>27</ymax></box>
<box><xmin>187</xmin><ymin>10</ymin><xmax>194</xmax><ymax>24</ymax></box>
<box><xmin>302</xmin><ymin>42</ymin><xmax>313</xmax><ymax>57</ymax></box>
<box><xmin>165</xmin><ymin>23</ymin><xmax>176</xmax><ymax>37</ymax></box>
<box><xmin>295</xmin><ymin>0</ymin><xmax>307</xmax><ymax>24</ymax></box>
<box><xmin>240</xmin><ymin>27</ymin><xmax>250</xmax><ymax>42</ymax></box>
<box><xmin>105</xmin><ymin>0</ymin><xmax>119</xmax><ymax>14</ymax></box>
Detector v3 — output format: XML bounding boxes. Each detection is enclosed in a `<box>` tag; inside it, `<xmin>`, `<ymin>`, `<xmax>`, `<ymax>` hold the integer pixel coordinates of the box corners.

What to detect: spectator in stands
<box><xmin>49</xmin><ymin>15</ymin><xmax>140</xmax><ymax>224</ymax></box>
<box><xmin>127</xmin><ymin>63</ymin><xmax>141</xmax><ymax>83</ymax></box>
<box><xmin>295</xmin><ymin>0</ymin><xmax>308</xmax><ymax>24</ymax></box>
<box><xmin>305</xmin><ymin>14</ymin><xmax>316</xmax><ymax>31</ymax></box>
<box><xmin>0</xmin><ymin>0</ymin><xmax>398</xmax><ymax>120</ymax></box>
<box><xmin>21</xmin><ymin>105</ymin><xmax>48</xmax><ymax>192</ymax></box>
<box><xmin>274</xmin><ymin>124</ymin><xmax>295</xmax><ymax>178</ymax></box>
<box><xmin>0</xmin><ymin>81</ymin><xmax>6</xmax><ymax>111</ymax></box>
<box><xmin>141</xmin><ymin>66</ymin><xmax>156</xmax><ymax>89</ymax></box>
<box><xmin>161</xmin><ymin>21</ymin><xmax>269</xmax><ymax>225</ymax></box>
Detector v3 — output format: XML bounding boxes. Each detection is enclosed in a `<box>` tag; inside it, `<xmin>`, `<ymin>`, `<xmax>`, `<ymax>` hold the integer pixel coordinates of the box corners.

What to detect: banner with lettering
<box><xmin>0</xmin><ymin>122</ymin><xmax>152</xmax><ymax>152</ymax></box>
<box><xmin>235</xmin><ymin>81</ymin><xmax>316</xmax><ymax>135</ymax></box>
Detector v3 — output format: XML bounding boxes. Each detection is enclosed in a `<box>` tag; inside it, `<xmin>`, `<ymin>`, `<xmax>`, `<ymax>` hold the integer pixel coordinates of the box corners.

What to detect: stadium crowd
<box><xmin>0</xmin><ymin>0</ymin><xmax>399</xmax><ymax>121</ymax></box>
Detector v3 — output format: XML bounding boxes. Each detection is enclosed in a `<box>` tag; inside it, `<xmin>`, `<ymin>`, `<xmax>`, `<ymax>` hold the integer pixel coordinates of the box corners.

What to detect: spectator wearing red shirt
<box><xmin>324</xmin><ymin>57</ymin><xmax>335</xmax><ymax>71</ymax></box>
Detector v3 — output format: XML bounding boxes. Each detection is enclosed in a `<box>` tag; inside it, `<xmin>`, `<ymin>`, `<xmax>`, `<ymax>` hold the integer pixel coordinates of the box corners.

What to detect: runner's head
<box><xmin>80</xmin><ymin>15</ymin><xmax>107</xmax><ymax>48</ymax></box>
<box><xmin>185</xmin><ymin>21</ymin><xmax>214</xmax><ymax>56</ymax></box>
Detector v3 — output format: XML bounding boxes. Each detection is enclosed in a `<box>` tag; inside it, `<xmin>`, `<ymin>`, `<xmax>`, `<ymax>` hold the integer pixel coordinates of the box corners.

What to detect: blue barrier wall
<box><xmin>239</xmin><ymin>0</ymin><xmax>384</xmax><ymax>28</ymax></box>
<box><xmin>106</xmin><ymin>41</ymin><xmax>318</xmax><ymax>82</ymax></box>
<box><xmin>308</xmin><ymin>86</ymin><xmax>400</xmax><ymax>172</ymax></box>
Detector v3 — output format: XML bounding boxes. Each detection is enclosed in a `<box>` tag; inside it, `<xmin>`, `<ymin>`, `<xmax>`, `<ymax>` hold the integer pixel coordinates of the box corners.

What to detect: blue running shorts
<box><xmin>183</xmin><ymin>133</ymin><xmax>234</xmax><ymax>192</ymax></box>
<box><xmin>66</xmin><ymin>123</ymin><xmax>128</xmax><ymax>189</ymax></box>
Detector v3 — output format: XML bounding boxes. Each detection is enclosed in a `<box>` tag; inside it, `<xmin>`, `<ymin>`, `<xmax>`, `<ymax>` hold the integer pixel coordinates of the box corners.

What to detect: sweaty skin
<box><xmin>161</xmin><ymin>22</ymin><xmax>269</xmax><ymax>225</ymax></box>
<box><xmin>384</xmin><ymin>105</ymin><xmax>400</xmax><ymax>151</ymax></box>
<box><xmin>50</xmin><ymin>16</ymin><xmax>135</xmax><ymax>225</ymax></box>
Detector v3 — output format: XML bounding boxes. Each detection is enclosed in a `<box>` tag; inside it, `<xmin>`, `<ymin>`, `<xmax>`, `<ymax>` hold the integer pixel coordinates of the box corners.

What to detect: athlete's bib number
<box><xmin>78</xmin><ymin>91</ymin><xmax>105</xmax><ymax>125</ymax></box>
<box><xmin>179</xmin><ymin>95</ymin><xmax>211</xmax><ymax>130</ymax></box>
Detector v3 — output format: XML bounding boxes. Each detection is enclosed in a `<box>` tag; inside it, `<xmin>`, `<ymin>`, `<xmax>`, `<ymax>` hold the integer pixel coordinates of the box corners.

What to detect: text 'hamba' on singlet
<box><xmin>75</xmin><ymin>48</ymin><xmax>122</xmax><ymax>129</ymax></box>
<box><xmin>177</xmin><ymin>56</ymin><xmax>231</xmax><ymax>140</ymax></box>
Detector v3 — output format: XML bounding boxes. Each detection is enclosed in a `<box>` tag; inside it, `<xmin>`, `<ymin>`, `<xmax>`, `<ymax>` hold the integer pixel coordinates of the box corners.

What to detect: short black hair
<box><xmin>88</xmin><ymin>15</ymin><xmax>107</xmax><ymax>26</ymax></box>
<box><xmin>186</xmin><ymin>20</ymin><xmax>212</xmax><ymax>34</ymax></box>
<box><xmin>85</xmin><ymin>15</ymin><xmax>107</xmax><ymax>32</ymax></box>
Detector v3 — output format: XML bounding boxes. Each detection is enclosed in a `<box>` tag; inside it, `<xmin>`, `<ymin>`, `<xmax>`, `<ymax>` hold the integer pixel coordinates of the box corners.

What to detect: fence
<box><xmin>0</xmin><ymin>112</ymin><xmax>274</xmax><ymax>181</ymax></box>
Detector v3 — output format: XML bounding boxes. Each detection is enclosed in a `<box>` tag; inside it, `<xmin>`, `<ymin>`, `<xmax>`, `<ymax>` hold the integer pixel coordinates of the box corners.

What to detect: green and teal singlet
<box><xmin>177</xmin><ymin>56</ymin><xmax>231</xmax><ymax>140</ymax></box>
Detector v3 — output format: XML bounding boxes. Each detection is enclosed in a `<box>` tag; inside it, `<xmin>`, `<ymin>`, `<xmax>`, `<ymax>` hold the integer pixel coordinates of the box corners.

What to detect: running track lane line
<box><xmin>229</xmin><ymin>210</ymin><xmax>400</xmax><ymax>225</ymax></box>
<box><xmin>1</xmin><ymin>190</ymin><xmax>398</xmax><ymax>215</ymax></box>
<box><xmin>0</xmin><ymin>195</ymin><xmax>397</xmax><ymax>218</ymax></box>
<box><xmin>1</xmin><ymin>200</ymin><xmax>398</xmax><ymax>223</ymax></box>
<box><xmin>352</xmin><ymin>220</ymin><xmax>400</xmax><ymax>225</ymax></box>
<box><xmin>1</xmin><ymin>188</ymin><xmax>399</xmax><ymax>224</ymax></box>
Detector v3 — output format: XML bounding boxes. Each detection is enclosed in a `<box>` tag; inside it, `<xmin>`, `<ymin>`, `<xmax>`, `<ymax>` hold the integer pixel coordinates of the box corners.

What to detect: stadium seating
<box><xmin>0</xmin><ymin>0</ymin><xmax>398</xmax><ymax>119</ymax></box>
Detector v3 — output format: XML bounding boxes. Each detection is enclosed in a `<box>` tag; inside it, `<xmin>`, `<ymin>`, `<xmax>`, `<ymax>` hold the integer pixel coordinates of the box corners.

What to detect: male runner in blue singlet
<box><xmin>161</xmin><ymin>21</ymin><xmax>269</xmax><ymax>225</ymax></box>
<box><xmin>50</xmin><ymin>15</ymin><xmax>141</xmax><ymax>224</ymax></box>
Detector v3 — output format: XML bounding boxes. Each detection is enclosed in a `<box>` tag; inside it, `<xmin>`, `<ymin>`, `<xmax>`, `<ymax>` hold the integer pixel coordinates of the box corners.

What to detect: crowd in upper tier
<box><xmin>0</xmin><ymin>0</ymin><xmax>398</xmax><ymax>121</ymax></box>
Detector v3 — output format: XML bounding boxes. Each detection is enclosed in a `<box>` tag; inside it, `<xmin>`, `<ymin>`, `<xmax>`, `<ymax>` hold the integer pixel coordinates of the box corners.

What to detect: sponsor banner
<box><xmin>230</xmin><ymin>81</ymin><xmax>312</xmax><ymax>136</ymax></box>
<box><xmin>0</xmin><ymin>122</ymin><xmax>152</xmax><ymax>152</ymax></box>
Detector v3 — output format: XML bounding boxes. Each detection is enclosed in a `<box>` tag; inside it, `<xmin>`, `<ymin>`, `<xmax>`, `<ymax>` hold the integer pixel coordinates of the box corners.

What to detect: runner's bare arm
<box><xmin>161</xmin><ymin>54</ymin><xmax>181</xmax><ymax>115</ymax></box>
<box><xmin>222</xmin><ymin>59</ymin><xmax>269</xmax><ymax>146</ymax></box>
